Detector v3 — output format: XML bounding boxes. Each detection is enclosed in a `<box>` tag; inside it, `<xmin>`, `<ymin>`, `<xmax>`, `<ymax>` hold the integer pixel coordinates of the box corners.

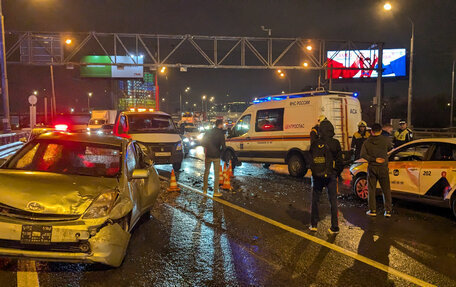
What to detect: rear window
<box><xmin>127</xmin><ymin>114</ymin><xmax>177</xmax><ymax>134</ymax></box>
<box><xmin>255</xmin><ymin>108</ymin><xmax>284</xmax><ymax>132</ymax></box>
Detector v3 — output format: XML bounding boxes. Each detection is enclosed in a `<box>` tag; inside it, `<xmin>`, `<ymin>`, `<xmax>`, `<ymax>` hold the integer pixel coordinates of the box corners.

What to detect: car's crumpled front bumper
<box><xmin>0</xmin><ymin>215</ymin><xmax>130</xmax><ymax>267</ymax></box>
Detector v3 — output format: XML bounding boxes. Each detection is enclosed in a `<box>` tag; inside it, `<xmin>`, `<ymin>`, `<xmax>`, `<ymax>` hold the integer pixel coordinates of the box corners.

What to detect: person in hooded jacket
<box><xmin>351</xmin><ymin>121</ymin><xmax>370</xmax><ymax>160</ymax></box>
<box><xmin>309</xmin><ymin>117</ymin><xmax>342</xmax><ymax>234</ymax></box>
<box><xmin>361</xmin><ymin>123</ymin><xmax>393</xmax><ymax>217</ymax></box>
<box><xmin>310</xmin><ymin>115</ymin><xmax>334</xmax><ymax>144</ymax></box>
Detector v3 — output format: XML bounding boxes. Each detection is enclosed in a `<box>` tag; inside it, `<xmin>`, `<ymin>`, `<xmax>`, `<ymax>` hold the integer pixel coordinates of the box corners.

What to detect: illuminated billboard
<box><xmin>326</xmin><ymin>48</ymin><xmax>406</xmax><ymax>79</ymax></box>
<box><xmin>80</xmin><ymin>55</ymin><xmax>144</xmax><ymax>78</ymax></box>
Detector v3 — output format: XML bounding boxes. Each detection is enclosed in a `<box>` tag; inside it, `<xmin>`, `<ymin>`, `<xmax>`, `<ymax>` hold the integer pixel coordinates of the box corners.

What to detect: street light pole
<box><xmin>451</xmin><ymin>59</ymin><xmax>455</xmax><ymax>127</ymax></box>
<box><xmin>407</xmin><ymin>18</ymin><xmax>415</xmax><ymax>126</ymax></box>
<box><xmin>0</xmin><ymin>0</ymin><xmax>11</xmax><ymax>132</ymax></box>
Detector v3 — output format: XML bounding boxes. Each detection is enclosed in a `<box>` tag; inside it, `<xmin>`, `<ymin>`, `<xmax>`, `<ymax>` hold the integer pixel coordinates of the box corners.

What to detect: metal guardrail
<box><xmin>413</xmin><ymin>128</ymin><xmax>456</xmax><ymax>139</ymax></box>
<box><xmin>0</xmin><ymin>141</ymin><xmax>23</xmax><ymax>158</ymax></box>
<box><xmin>0</xmin><ymin>131</ymin><xmax>29</xmax><ymax>145</ymax></box>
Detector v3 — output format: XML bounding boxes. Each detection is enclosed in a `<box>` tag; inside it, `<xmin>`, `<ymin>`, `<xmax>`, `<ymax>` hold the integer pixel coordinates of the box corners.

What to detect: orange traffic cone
<box><xmin>221</xmin><ymin>167</ymin><xmax>232</xmax><ymax>191</ymax></box>
<box><xmin>229</xmin><ymin>160</ymin><xmax>235</xmax><ymax>178</ymax></box>
<box><xmin>167</xmin><ymin>170</ymin><xmax>181</xmax><ymax>192</ymax></box>
<box><xmin>219</xmin><ymin>164</ymin><xmax>224</xmax><ymax>186</ymax></box>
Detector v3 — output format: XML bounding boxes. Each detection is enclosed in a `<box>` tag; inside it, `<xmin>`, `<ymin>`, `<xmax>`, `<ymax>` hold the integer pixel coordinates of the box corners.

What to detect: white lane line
<box><xmin>159</xmin><ymin>175</ymin><xmax>435</xmax><ymax>287</ymax></box>
<box><xmin>17</xmin><ymin>260</ymin><xmax>39</xmax><ymax>287</ymax></box>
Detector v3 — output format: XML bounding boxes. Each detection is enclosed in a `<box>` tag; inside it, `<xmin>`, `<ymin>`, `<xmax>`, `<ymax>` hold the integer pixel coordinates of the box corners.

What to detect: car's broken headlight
<box><xmin>83</xmin><ymin>191</ymin><xmax>118</xmax><ymax>219</ymax></box>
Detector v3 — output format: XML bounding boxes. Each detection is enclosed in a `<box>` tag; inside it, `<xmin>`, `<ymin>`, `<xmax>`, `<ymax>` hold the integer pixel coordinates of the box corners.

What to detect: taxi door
<box><xmin>387</xmin><ymin>142</ymin><xmax>433</xmax><ymax>194</ymax></box>
<box><xmin>419</xmin><ymin>142</ymin><xmax>455</xmax><ymax>200</ymax></box>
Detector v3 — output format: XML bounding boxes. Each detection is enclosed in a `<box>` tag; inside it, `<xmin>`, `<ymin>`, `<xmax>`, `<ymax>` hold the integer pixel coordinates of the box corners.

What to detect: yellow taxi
<box><xmin>350</xmin><ymin>138</ymin><xmax>456</xmax><ymax>217</ymax></box>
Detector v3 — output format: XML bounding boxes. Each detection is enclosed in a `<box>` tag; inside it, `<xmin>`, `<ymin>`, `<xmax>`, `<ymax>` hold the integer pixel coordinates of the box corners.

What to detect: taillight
<box><xmin>54</xmin><ymin>124</ymin><xmax>69</xmax><ymax>131</ymax></box>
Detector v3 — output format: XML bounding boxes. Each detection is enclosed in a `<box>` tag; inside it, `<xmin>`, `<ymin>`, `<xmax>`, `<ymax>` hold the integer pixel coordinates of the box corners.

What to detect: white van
<box><xmin>224</xmin><ymin>90</ymin><xmax>362</xmax><ymax>177</ymax></box>
<box><xmin>114</xmin><ymin>111</ymin><xmax>184</xmax><ymax>170</ymax></box>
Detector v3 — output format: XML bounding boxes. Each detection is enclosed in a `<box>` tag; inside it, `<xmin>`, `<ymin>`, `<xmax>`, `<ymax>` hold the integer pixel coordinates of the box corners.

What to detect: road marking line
<box><xmin>17</xmin><ymin>260</ymin><xmax>39</xmax><ymax>287</ymax></box>
<box><xmin>159</xmin><ymin>175</ymin><xmax>435</xmax><ymax>287</ymax></box>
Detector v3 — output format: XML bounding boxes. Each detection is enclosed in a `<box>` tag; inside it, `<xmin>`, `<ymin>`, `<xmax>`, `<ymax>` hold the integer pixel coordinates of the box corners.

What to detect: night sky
<box><xmin>4</xmin><ymin>0</ymin><xmax>456</xmax><ymax>127</ymax></box>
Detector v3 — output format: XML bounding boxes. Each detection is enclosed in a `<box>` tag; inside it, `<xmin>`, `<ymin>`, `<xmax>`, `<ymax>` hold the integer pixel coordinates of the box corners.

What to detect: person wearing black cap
<box><xmin>393</xmin><ymin>120</ymin><xmax>413</xmax><ymax>148</ymax></box>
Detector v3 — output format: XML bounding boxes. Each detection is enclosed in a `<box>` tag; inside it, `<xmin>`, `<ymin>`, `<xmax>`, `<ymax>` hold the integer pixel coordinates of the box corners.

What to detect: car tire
<box><xmin>452</xmin><ymin>196</ymin><xmax>456</xmax><ymax>219</ymax></box>
<box><xmin>353</xmin><ymin>174</ymin><xmax>368</xmax><ymax>200</ymax></box>
<box><xmin>172</xmin><ymin>162</ymin><xmax>182</xmax><ymax>171</ymax></box>
<box><xmin>288</xmin><ymin>154</ymin><xmax>307</xmax><ymax>177</ymax></box>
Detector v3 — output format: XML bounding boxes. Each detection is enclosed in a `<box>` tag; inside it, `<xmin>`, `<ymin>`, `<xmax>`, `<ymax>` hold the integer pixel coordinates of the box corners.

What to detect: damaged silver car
<box><xmin>0</xmin><ymin>132</ymin><xmax>160</xmax><ymax>267</ymax></box>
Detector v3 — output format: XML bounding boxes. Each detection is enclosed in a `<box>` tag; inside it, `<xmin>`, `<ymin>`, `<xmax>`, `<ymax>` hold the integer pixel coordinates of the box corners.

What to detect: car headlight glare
<box><xmin>83</xmin><ymin>191</ymin><xmax>117</xmax><ymax>219</ymax></box>
<box><xmin>183</xmin><ymin>138</ymin><xmax>190</xmax><ymax>143</ymax></box>
<box><xmin>197</xmin><ymin>133</ymin><xmax>204</xmax><ymax>140</ymax></box>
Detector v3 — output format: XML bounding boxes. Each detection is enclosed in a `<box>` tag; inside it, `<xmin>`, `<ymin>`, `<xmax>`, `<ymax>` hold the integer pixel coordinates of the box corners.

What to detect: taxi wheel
<box><xmin>288</xmin><ymin>154</ymin><xmax>307</xmax><ymax>177</ymax></box>
<box><xmin>353</xmin><ymin>175</ymin><xmax>368</xmax><ymax>200</ymax></box>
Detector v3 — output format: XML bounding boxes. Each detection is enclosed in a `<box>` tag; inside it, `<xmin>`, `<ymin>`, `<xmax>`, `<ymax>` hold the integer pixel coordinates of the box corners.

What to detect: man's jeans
<box><xmin>367</xmin><ymin>165</ymin><xmax>392</xmax><ymax>212</ymax></box>
<box><xmin>310</xmin><ymin>175</ymin><xmax>339</xmax><ymax>229</ymax></box>
<box><xmin>203</xmin><ymin>158</ymin><xmax>221</xmax><ymax>193</ymax></box>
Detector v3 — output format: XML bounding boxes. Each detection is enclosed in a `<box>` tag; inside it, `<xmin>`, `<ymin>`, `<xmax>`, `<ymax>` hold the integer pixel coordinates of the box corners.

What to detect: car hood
<box><xmin>0</xmin><ymin>169</ymin><xmax>118</xmax><ymax>215</ymax></box>
<box><xmin>130</xmin><ymin>133</ymin><xmax>181</xmax><ymax>143</ymax></box>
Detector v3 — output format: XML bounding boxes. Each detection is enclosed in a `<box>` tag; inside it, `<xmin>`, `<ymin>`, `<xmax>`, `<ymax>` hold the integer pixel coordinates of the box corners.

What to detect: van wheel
<box><xmin>353</xmin><ymin>174</ymin><xmax>368</xmax><ymax>200</ymax></box>
<box><xmin>172</xmin><ymin>162</ymin><xmax>182</xmax><ymax>171</ymax></box>
<box><xmin>224</xmin><ymin>149</ymin><xmax>236</xmax><ymax>165</ymax></box>
<box><xmin>288</xmin><ymin>154</ymin><xmax>306</xmax><ymax>177</ymax></box>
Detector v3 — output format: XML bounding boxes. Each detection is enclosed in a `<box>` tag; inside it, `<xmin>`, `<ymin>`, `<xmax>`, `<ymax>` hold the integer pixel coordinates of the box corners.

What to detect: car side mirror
<box><xmin>228</xmin><ymin>128</ymin><xmax>234</xmax><ymax>138</ymax></box>
<box><xmin>131</xmin><ymin>169</ymin><xmax>149</xmax><ymax>179</ymax></box>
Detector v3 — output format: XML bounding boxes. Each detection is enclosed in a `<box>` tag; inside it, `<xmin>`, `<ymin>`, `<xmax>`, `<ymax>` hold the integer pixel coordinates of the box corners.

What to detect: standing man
<box><xmin>351</xmin><ymin>121</ymin><xmax>370</xmax><ymax>160</ymax></box>
<box><xmin>393</xmin><ymin>119</ymin><xmax>413</xmax><ymax>148</ymax></box>
<box><xmin>381</xmin><ymin>123</ymin><xmax>394</xmax><ymax>151</ymax></box>
<box><xmin>310</xmin><ymin>115</ymin><xmax>333</xmax><ymax>144</ymax></box>
<box><xmin>309</xmin><ymin>117</ymin><xmax>343</xmax><ymax>234</ymax></box>
<box><xmin>201</xmin><ymin>119</ymin><xmax>226</xmax><ymax>197</ymax></box>
<box><xmin>361</xmin><ymin>123</ymin><xmax>393</xmax><ymax>217</ymax></box>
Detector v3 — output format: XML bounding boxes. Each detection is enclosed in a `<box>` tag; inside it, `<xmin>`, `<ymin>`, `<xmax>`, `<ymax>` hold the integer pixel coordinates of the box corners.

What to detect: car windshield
<box><xmin>89</xmin><ymin>119</ymin><xmax>106</xmax><ymax>125</ymax></box>
<box><xmin>4</xmin><ymin>139</ymin><xmax>121</xmax><ymax>178</ymax></box>
<box><xmin>184</xmin><ymin>127</ymin><xmax>199</xmax><ymax>133</ymax></box>
<box><xmin>128</xmin><ymin>114</ymin><xmax>177</xmax><ymax>134</ymax></box>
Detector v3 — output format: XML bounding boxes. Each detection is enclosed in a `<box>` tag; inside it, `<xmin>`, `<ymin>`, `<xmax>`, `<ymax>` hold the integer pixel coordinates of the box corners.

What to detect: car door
<box><xmin>388</xmin><ymin>142</ymin><xmax>433</xmax><ymax>194</ymax></box>
<box><xmin>420</xmin><ymin>142</ymin><xmax>455</xmax><ymax>200</ymax></box>
<box><xmin>134</xmin><ymin>142</ymin><xmax>160</xmax><ymax>210</ymax></box>
<box><xmin>231</xmin><ymin>114</ymin><xmax>252</xmax><ymax>159</ymax></box>
<box><xmin>126</xmin><ymin>143</ymin><xmax>143</xmax><ymax>223</ymax></box>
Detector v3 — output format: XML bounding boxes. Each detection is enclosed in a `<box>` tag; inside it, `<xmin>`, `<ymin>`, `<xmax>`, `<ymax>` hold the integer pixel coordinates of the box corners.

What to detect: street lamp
<box><xmin>306</xmin><ymin>45</ymin><xmax>312</xmax><ymax>51</ymax></box>
<box><xmin>384</xmin><ymin>2</ymin><xmax>414</xmax><ymax>126</ymax></box>
<box><xmin>276</xmin><ymin>70</ymin><xmax>291</xmax><ymax>92</ymax></box>
<box><xmin>202</xmin><ymin>95</ymin><xmax>207</xmax><ymax>119</ymax></box>
<box><xmin>180</xmin><ymin>86</ymin><xmax>191</xmax><ymax>114</ymax></box>
<box><xmin>87</xmin><ymin>92</ymin><xmax>93</xmax><ymax>112</ymax></box>
<box><xmin>303</xmin><ymin>62</ymin><xmax>309</xmax><ymax>68</ymax></box>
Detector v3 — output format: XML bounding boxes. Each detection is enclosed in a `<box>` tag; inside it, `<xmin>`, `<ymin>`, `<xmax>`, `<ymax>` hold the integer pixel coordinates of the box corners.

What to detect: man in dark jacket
<box><xmin>202</xmin><ymin>119</ymin><xmax>226</xmax><ymax>196</ymax></box>
<box><xmin>361</xmin><ymin>123</ymin><xmax>393</xmax><ymax>217</ymax></box>
<box><xmin>351</xmin><ymin>121</ymin><xmax>369</xmax><ymax>160</ymax></box>
<box><xmin>309</xmin><ymin>118</ymin><xmax>343</xmax><ymax>234</ymax></box>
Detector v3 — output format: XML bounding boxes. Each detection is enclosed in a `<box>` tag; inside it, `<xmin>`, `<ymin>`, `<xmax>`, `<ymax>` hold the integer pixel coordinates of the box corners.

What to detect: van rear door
<box><xmin>324</xmin><ymin>96</ymin><xmax>351</xmax><ymax>151</ymax></box>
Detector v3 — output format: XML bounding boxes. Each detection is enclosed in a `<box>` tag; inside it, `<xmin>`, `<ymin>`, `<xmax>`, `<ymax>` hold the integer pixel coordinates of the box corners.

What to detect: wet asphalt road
<box><xmin>1</xmin><ymin>147</ymin><xmax>456</xmax><ymax>286</ymax></box>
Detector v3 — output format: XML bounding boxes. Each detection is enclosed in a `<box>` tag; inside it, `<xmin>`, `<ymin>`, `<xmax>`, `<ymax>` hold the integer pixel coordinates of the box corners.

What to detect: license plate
<box><xmin>155</xmin><ymin>152</ymin><xmax>171</xmax><ymax>157</ymax></box>
<box><xmin>21</xmin><ymin>225</ymin><xmax>52</xmax><ymax>245</ymax></box>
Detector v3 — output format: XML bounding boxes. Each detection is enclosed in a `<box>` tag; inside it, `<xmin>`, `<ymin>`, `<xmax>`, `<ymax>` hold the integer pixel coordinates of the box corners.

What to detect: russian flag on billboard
<box><xmin>327</xmin><ymin>48</ymin><xmax>406</xmax><ymax>79</ymax></box>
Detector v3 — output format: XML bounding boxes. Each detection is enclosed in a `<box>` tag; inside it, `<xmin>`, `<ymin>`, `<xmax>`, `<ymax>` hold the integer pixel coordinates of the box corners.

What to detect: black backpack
<box><xmin>310</xmin><ymin>139</ymin><xmax>334</xmax><ymax>177</ymax></box>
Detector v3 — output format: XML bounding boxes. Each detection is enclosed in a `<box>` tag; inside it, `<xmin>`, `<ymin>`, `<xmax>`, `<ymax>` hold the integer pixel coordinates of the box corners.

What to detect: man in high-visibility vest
<box><xmin>393</xmin><ymin>119</ymin><xmax>413</xmax><ymax>148</ymax></box>
<box><xmin>351</xmin><ymin>121</ymin><xmax>370</xmax><ymax>160</ymax></box>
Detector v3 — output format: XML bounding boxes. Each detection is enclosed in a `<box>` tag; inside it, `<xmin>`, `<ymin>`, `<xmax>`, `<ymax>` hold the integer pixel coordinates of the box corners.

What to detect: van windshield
<box><xmin>128</xmin><ymin>114</ymin><xmax>177</xmax><ymax>134</ymax></box>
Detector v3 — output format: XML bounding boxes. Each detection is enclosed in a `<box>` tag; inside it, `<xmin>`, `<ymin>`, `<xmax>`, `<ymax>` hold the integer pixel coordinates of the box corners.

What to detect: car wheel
<box><xmin>172</xmin><ymin>162</ymin><xmax>182</xmax><ymax>171</ymax></box>
<box><xmin>288</xmin><ymin>154</ymin><xmax>307</xmax><ymax>177</ymax></box>
<box><xmin>452</xmin><ymin>196</ymin><xmax>456</xmax><ymax>219</ymax></box>
<box><xmin>353</xmin><ymin>174</ymin><xmax>368</xmax><ymax>200</ymax></box>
